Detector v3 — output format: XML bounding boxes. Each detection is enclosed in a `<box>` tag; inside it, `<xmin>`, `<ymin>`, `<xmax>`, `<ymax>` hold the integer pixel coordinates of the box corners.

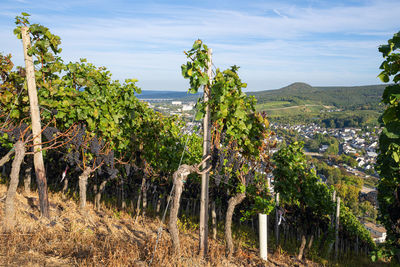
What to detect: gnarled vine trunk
<box><xmin>121</xmin><ymin>177</ymin><xmax>126</xmax><ymax>210</ymax></box>
<box><xmin>169</xmin><ymin>164</ymin><xmax>196</xmax><ymax>254</ymax></box>
<box><xmin>62</xmin><ymin>176</ymin><xmax>69</xmax><ymax>195</ymax></box>
<box><xmin>225</xmin><ymin>192</ymin><xmax>246</xmax><ymax>257</ymax></box>
<box><xmin>24</xmin><ymin>163</ymin><xmax>32</xmax><ymax>194</ymax></box>
<box><xmin>135</xmin><ymin>175</ymin><xmax>146</xmax><ymax>223</ymax></box>
<box><xmin>297</xmin><ymin>234</ymin><xmax>307</xmax><ymax>260</ymax></box>
<box><xmin>169</xmin><ymin>166</ymin><xmax>188</xmax><ymax>254</ymax></box>
<box><xmin>4</xmin><ymin>141</ymin><xmax>26</xmax><ymax>230</ymax></box>
<box><xmin>94</xmin><ymin>179</ymin><xmax>108</xmax><ymax>211</ymax></box>
<box><xmin>156</xmin><ymin>193</ymin><xmax>162</xmax><ymax>214</ymax></box>
<box><xmin>192</xmin><ymin>200</ymin><xmax>197</xmax><ymax>217</ymax></box>
<box><xmin>304</xmin><ymin>234</ymin><xmax>314</xmax><ymax>257</ymax></box>
<box><xmin>211</xmin><ymin>201</ymin><xmax>217</xmax><ymax>239</ymax></box>
<box><xmin>78</xmin><ymin>167</ymin><xmax>92</xmax><ymax>211</ymax></box>
<box><xmin>142</xmin><ymin>180</ymin><xmax>148</xmax><ymax>217</ymax></box>
<box><xmin>0</xmin><ymin>148</ymin><xmax>15</xmax><ymax>168</ymax></box>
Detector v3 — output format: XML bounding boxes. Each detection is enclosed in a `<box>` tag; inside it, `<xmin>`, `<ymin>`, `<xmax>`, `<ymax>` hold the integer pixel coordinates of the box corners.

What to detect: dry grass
<box><xmin>0</xmin><ymin>184</ymin><xmax>321</xmax><ymax>266</ymax></box>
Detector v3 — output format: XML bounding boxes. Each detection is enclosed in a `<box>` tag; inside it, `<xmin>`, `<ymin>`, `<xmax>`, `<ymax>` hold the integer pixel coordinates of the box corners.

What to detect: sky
<box><xmin>0</xmin><ymin>0</ymin><xmax>399</xmax><ymax>92</ymax></box>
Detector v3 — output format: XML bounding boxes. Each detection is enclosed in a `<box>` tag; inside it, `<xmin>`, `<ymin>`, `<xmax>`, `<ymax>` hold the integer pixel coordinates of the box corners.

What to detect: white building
<box><xmin>171</xmin><ymin>101</ymin><xmax>182</xmax><ymax>105</ymax></box>
<box><xmin>343</xmin><ymin>136</ymin><xmax>352</xmax><ymax>142</ymax></box>
<box><xmin>369</xmin><ymin>142</ymin><xmax>378</xmax><ymax>149</ymax></box>
<box><xmin>355</xmin><ymin>137</ymin><xmax>365</xmax><ymax>144</ymax></box>
<box><xmin>364</xmin><ymin>222</ymin><xmax>386</xmax><ymax>243</ymax></box>
<box><xmin>319</xmin><ymin>145</ymin><xmax>329</xmax><ymax>153</ymax></box>
<box><xmin>356</xmin><ymin>157</ymin><xmax>365</xmax><ymax>167</ymax></box>
<box><xmin>182</xmin><ymin>104</ymin><xmax>193</xmax><ymax>111</ymax></box>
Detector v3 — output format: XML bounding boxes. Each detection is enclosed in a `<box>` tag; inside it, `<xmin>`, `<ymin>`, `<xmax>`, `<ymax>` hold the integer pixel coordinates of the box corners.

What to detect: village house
<box><xmin>363</xmin><ymin>222</ymin><xmax>386</xmax><ymax>243</ymax></box>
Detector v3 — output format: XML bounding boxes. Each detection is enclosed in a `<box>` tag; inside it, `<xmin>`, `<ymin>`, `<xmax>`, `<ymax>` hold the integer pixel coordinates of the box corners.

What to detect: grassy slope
<box><xmin>0</xmin><ymin>184</ymin><xmax>324</xmax><ymax>267</ymax></box>
<box><xmin>0</xmin><ymin>182</ymin><xmax>389</xmax><ymax>267</ymax></box>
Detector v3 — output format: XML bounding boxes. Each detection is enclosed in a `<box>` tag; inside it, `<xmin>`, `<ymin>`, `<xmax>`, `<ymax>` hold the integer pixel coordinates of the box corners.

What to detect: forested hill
<box><xmin>140</xmin><ymin>83</ymin><xmax>386</xmax><ymax>110</ymax></box>
<box><xmin>249</xmin><ymin>82</ymin><xmax>386</xmax><ymax>110</ymax></box>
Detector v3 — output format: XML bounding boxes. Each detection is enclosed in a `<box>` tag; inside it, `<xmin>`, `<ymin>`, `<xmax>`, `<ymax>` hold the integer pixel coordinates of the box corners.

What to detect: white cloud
<box><xmin>272</xmin><ymin>8</ymin><xmax>288</xmax><ymax>19</ymax></box>
<box><xmin>0</xmin><ymin>0</ymin><xmax>397</xmax><ymax>90</ymax></box>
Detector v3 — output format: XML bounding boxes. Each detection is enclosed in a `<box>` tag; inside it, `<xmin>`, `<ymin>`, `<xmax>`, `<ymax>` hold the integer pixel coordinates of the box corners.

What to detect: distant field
<box><xmin>256</xmin><ymin>101</ymin><xmax>292</xmax><ymax>110</ymax></box>
<box><xmin>257</xmin><ymin>103</ymin><xmax>326</xmax><ymax>117</ymax></box>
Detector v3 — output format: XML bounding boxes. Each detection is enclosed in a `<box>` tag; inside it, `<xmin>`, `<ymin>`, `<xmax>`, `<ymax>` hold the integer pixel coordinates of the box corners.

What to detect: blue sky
<box><xmin>0</xmin><ymin>0</ymin><xmax>399</xmax><ymax>91</ymax></box>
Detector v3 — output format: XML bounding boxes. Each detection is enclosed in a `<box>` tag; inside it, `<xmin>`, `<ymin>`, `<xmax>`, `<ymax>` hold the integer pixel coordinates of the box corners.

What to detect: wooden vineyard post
<box><xmin>21</xmin><ymin>26</ymin><xmax>50</xmax><ymax>218</ymax></box>
<box><xmin>335</xmin><ymin>196</ymin><xmax>340</xmax><ymax>261</ymax></box>
<box><xmin>275</xmin><ymin>192</ymin><xmax>280</xmax><ymax>247</ymax></box>
<box><xmin>199</xmin><ymin>48</ymin><xmax>212</xmax><ymax>258</ymax></box>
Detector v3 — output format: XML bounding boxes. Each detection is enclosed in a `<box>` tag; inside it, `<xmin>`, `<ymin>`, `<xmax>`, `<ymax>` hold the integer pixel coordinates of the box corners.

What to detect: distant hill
<box><xmin>138</xmin><ymin>83</ymin><xmax>387</xmax><ymax>110</ymax></box>
<box><xmin>270</xmin><ymin>82</ymin><xmax>315</xmax><ymax>93</ymax></box>
<box><xmin>137</xmin><ymin>83</ymin><xmax>386</xmax><ymax>127</ymax></box>
<box><xmin>249</xmin><ymin>83</ymin><xmax>386</xmax><ymax>110</ymax></box>
<box><xmin>248</xmin><ymin>83</ymin><xmax>387</xmax><ymax>127</ymax></box>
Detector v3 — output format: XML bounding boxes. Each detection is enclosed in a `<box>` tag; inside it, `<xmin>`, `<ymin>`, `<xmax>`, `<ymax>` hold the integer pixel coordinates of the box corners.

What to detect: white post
<box><xmin>335</xmin><ymin>196</ymin><xmax>340</xmax><ymax>261</ymax></box>
<box><xmin>275</xmin><ymin>192</ymin><xmax>280</xmax><ymax>246</ymax></box>
<box><xmin>331</xmin><ymin>190</ymin><xmax>336</xmax><ymax>227</ymax></box>
<box><xmin>259</xmin><ymin>213</ymin><xmax>268</xmax><ymax>261</ymax></box>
